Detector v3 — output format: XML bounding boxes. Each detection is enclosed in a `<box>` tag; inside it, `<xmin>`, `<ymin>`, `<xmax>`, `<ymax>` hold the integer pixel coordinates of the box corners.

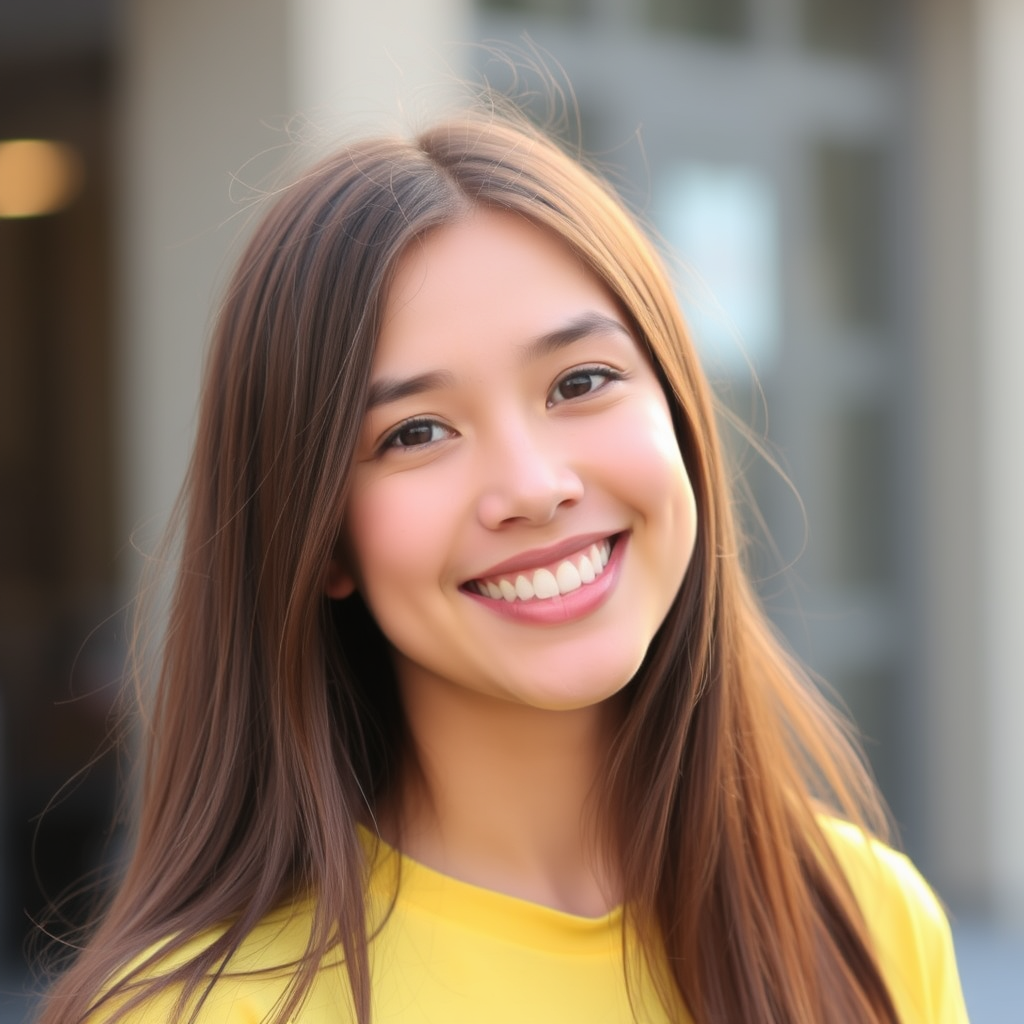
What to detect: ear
<box><xmin>325</xmin><ymin>558</ymin><xmax>356</xmax><ymax>599</ymax></box>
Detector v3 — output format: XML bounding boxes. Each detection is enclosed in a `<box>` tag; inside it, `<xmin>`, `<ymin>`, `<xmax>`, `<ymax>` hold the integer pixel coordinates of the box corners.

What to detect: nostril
<box><xmin>476</xmin><ymin>462</ymin><xmax>584</xmax><ymax>530</ymax></box>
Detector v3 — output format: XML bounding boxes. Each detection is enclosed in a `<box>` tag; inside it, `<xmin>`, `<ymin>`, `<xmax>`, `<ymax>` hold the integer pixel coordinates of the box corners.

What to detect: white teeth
<box><xmin>577</xmin><ymin>554</ymin><xmax>595</xmax><ymax>584</ymax></box>
<box><xmin>533</xmin><ymin>568</ymin><xmax>559</xmax><ymax>599</ymax></box>
<box><xmin>557</xmin><ymin>561</ymin><xmax>581</xmax><ymax>593</ymax></box>
<box><xmin>472</xmin><ymin>538</ymin><xmax>617</xmax><ymax>603</ymax></box>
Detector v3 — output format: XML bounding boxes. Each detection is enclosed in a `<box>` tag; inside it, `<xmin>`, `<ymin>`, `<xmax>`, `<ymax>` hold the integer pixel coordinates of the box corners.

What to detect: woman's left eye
<box><xmin>548</xmin><ymin>366</ymin><xmax>624</xmax><ymax>406</ymax></box>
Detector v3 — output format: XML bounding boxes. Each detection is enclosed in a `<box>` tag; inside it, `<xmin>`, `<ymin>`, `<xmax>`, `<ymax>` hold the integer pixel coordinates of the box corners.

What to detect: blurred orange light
<box><xmin>0</xmin><ymin>139</ymin><xmax>85</xmax><ymax>218</ymax></box>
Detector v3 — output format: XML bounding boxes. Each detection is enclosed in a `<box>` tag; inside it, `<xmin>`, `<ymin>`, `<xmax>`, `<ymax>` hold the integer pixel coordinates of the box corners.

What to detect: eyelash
<box><xmin>376</xmin><ymin>364</ymin><xmax>627</xmax><ymax>454</ymax></box>
<box><xmin>378</xmin><ymin>417</ymin><xmax>454</xmax><ymax>454</ymax></box>
<box><xmin>546</xmin><ymin>364</ymin><xmax>626</xmax><ymax>407</ymax></box>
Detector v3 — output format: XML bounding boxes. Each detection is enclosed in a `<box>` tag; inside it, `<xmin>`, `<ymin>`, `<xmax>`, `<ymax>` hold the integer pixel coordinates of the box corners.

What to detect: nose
<box><xmin>475</xmin><ymin>422</ymin><xmax>584</xmax><ymax>530</ymax></box>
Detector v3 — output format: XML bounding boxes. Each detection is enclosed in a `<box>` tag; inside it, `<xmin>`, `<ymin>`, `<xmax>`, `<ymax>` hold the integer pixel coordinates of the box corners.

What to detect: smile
<box><xmin>466</xmin><ymin>538</ymin><xmax>614</xmax><ymax>603</ymax></box>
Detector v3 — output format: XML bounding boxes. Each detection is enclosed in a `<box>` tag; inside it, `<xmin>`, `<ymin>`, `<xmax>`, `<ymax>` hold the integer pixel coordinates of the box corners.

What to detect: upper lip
<box><xmin>466</xmin><ymin>531</ymin><xmax>619</xmax><ymax>582</ymax></box>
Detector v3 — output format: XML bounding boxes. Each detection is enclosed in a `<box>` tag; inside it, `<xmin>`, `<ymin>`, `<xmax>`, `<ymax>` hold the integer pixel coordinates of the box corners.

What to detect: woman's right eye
<box><xmin>380</xmin><ymin>418</ymin><xmax>453</xmax><ymax>452</ymax></box>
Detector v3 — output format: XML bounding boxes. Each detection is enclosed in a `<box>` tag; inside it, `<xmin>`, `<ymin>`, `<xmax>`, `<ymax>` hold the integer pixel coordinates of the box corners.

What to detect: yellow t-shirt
<box><xmin>92</xmin><ymin>821</ymin><xmax>969</xmax><ymax>1023</ymax></box>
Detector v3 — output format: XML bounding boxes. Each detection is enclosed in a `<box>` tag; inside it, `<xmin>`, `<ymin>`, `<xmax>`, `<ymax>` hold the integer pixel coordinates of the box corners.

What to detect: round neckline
<box><xmin>360</xmin><ymin>825</ymin><xmax>625</xmax><ymax>955</ymax></box>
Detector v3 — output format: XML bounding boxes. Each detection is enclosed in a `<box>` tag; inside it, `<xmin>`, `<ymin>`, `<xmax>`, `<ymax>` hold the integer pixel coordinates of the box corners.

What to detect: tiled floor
<box><xmin>2</xmin><ymin>923</ymin><xmax>1021</xmax><ymax>1023</ymax></box>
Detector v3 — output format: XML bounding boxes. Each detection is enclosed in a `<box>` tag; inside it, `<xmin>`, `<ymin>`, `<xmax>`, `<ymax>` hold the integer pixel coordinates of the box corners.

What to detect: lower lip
<box><xmin>463</xmin><ymin>535</ymin><xmax>627</xmax><ymax>626</ymax></box>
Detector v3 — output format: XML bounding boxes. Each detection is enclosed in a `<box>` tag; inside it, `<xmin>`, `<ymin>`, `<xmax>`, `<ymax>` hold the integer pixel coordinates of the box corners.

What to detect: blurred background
<box><xmin>1</xmin><ymin>0</ymin><xmax>1021</xmax><ymax>1020</ymax></box>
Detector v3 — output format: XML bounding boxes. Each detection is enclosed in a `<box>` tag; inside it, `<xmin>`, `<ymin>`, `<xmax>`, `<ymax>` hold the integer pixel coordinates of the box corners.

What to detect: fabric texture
<box><xmin>90</xmin><ymin>820</ymin><xmax>969</xmax><ymax>1023</ymax></box>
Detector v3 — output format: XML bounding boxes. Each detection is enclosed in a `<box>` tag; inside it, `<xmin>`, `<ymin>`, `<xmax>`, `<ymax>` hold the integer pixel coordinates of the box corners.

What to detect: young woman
<box><xmin>39</xmin><ymin>108</ymin><xmax>968</xmax><ymax>1024</ymax></box>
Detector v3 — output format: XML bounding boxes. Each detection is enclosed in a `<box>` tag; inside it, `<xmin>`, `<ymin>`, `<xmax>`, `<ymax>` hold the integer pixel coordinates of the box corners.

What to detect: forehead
<box><xmin>375</xmin><ymin>209</ymin><xmax>623</xmax><ymax>371</ymax></box>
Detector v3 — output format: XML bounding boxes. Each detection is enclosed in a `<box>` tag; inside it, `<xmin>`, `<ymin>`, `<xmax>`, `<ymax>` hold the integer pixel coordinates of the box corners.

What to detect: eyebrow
<box><xmin>365</xmin><ymin>310</ymin><xmax>631</xmax><ymax>411</ymax></box>
<box><xmin>519</xmin><ymin>310</ymin><xmax>632</xmax><ymax>362</ymax></box>
<box><xmin>365</xmin><ymin>369</ymin><xmax>456</xmax><ymax>412</ymax></box>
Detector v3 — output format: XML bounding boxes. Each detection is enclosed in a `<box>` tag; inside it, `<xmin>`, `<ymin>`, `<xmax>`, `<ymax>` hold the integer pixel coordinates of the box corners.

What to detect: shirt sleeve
<box><xmin>82</xmin><ymin>905</ymin><xmax>350</xmax><ymax>1024</ymax></box>
<box><xmin>84</xmin><ymin>978</ymin><xmax>268</xmax><ymax>1024</ymax></box>
<box><xmin>825</xmin><ymin>819</ymin><xmax>971</xmax><ymax>1023</ymax></box>
<box><xmin>880</xmin><ymin>848</ymin><xmax>970</xmax><ymax>1023</ymax></box>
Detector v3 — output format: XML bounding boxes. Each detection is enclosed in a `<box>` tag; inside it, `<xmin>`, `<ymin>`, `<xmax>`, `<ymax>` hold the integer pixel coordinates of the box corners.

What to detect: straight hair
<box><xmin>38</xmin><ymin>109</ymin><xmax>899</xmax><ymax>1024</ymax></box>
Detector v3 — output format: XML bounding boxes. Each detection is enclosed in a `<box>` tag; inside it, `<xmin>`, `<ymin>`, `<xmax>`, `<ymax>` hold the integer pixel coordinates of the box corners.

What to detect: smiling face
<box><xmin>329</xmin><ymin>209</ymin><xmax>697</xmax><ymax>713</ymax></box>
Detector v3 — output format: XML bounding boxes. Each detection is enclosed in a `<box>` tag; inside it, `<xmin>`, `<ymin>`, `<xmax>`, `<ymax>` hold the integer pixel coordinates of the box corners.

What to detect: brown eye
<box><xmin>382</xmin><ymin>418</ymin><xmax>452</xmax><ymax>451</ymax></box>
<box><xmin>548</xmin><ymin>366</ymin><xmax>624</xmax><ymax>406</ymax></box>
<box><xmin>395</xmin><ymin>423</ymin><xmax>434</xmax><ymax>447</ymax></box>
<box><xmin>558</xmin><ymin>373</ymin><xmax>598</xmax><ymax>399</ymax></box>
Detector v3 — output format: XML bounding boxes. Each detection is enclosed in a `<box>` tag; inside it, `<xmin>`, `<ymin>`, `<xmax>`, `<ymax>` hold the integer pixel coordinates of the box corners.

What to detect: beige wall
<box><xmin>975</xmin><ymin>0</ymin><xmax>1024</xmax><ymax>924</ymax></box>
<box><xmin>119</xmin><ymin>0</ymin><xmax>468</xmax><ymax>547</ymax></box>
<box><xmin>915</xmin><ymin>0</ymin><xmax>1024</xmax><ymax>923</ymax></box>
<box><xmin>118</xmin><ymin>0</ymin><xmax>289</xmax><ymax>543</ymax></box>
<box><xmin>915</xmin><ymin>0</ymin><xmax>988</xmax><ymax>913</ymax></box>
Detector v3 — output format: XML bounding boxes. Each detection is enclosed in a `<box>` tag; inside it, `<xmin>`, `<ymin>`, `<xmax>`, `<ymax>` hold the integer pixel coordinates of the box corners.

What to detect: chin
<box><xmin>503</xmin><ymin>654</ymin><xmax>644</xmax><ymax>712</ymax></box>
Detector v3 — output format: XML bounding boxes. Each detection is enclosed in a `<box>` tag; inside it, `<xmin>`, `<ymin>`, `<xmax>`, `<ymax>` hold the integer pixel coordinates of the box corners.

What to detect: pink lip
<box><xmin>465</xmin><ymin>531</ymin><xmax>619</xmax><ymax>584</ymax></box>
<box><xmin>463</xmin><ymin>534</ymin><xmax>627</xmax><ymax>626</ymax></box>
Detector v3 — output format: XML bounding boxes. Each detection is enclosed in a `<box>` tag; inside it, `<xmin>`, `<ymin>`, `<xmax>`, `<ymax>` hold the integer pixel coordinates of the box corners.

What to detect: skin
<box><xmin>327</xmin><ymin>210</ymin><xmax>697</xmax><ymax>915</ymax></box>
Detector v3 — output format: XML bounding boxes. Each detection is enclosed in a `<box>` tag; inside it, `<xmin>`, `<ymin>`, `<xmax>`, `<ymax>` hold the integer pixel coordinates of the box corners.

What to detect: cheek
<box><xmin>612</xmin><ymin>398</ymin><xmax>692</xmax><ymax>497</ymax></box>
<box><xmin>617</xmin><ymin>401</ymin><xmax>698</xmax><ymax>567</ymax></box>
<box><xmin>345</xmin><ymin>474</ymin><xmax>452</xmax><ymax>596</ymax></box>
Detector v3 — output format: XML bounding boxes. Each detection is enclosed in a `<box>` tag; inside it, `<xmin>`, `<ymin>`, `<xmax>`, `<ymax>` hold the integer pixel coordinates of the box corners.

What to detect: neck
<box><xmin>384</xmin><ymin>671</ymin><xmax>624</xmax><ymax>918</ymax></box>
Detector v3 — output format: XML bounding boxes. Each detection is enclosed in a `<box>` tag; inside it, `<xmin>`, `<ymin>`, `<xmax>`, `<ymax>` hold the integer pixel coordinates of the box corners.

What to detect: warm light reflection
<box><xmin>0</xmin><ymin>139</ymin><xmax>85</xmax><ymax>218</ymax></box>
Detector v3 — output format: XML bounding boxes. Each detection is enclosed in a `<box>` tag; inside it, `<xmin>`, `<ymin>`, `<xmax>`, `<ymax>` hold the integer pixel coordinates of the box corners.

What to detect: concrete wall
<box><xmin>915</xmin><ymin>0</ymin><xmax>1024</xmax><ymax>922</ymax></box>
<box><xmin>975</xmin><ymin>0</ymin><xmax>1024</xmax><ymax>924</ymax></box>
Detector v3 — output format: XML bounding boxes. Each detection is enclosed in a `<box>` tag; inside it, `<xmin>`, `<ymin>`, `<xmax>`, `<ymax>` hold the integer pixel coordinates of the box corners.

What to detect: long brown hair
<box><xmin>38</xmin><ymin>110</ymin><xmax>899</xmax><ymax>1024</ymax></box>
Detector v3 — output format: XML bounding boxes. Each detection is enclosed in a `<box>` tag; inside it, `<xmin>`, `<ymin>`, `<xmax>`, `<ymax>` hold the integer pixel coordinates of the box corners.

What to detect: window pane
<box><xmin>830</xmin><ymin>666</ymin><xmax>902</xmax><ymax>810</ymax></box>
<box><xmin>477</xmin><ymin>0</ymin><xmax>589</xmax><ymax>19</ymax></box>
<box><xmin>823</xmin><ymin>402</ymin><xmax>894</xmax><ymax>587</ymax></box>
<box><xmin>645</xmin><ymin>0</ymin><xmax>749</xmax><ymax>40</ymax></box>
<box><xmin>812</xmin><ymin>141</ymin><xmax>887</xmax><ymax>330</ymax></box>
<box><xmin>801</xmin><ymin>0</ymin><xmax>889</xmax><ymax>61</ymax></box>
<box><xmin>653</xmin><ymin>160</ymin><xmax>780</xmax><ymax>376</ymax></box>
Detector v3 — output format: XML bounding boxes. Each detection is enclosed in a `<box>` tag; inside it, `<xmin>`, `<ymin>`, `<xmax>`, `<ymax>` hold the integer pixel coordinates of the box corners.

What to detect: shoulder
<box><xmin>821</xmin><ymin>818</ymin><xmax>970</xmax><ymax>1024</ymax></box>
<box><xmin>84</xmin><ymin>901</ymin><xmax>350</xmax><ymax>1024</ymax></box>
